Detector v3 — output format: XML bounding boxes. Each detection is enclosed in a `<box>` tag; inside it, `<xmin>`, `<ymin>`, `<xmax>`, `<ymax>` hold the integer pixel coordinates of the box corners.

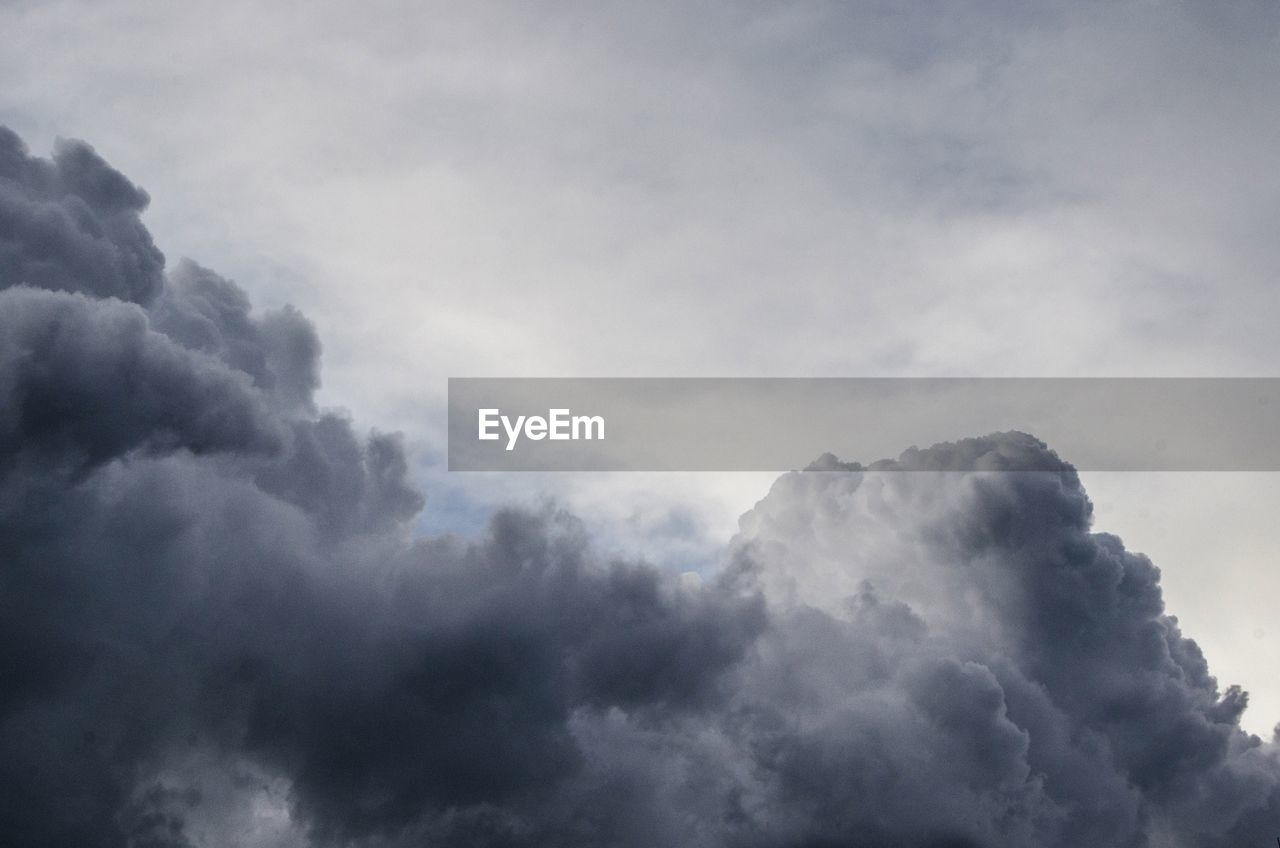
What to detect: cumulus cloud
<box><xmin>0</xmin><ymin>286</ymin><xmax>283</xmax><ymax>473</ymax></box>
<box><xmin>728</xmin><ymin>433</ymin><xmax>1280</xmax><ymax>846</ymax></box>
<box><xmin>151</xmin><ymin>259</ymin><xmax>321</xmax><ymax>415</ymax></box>
<box><xmin>1</xmin><ymin>128</ymin><xmax>1278</xmax><ymax>847</ymax></box>
<box><xmin>0</xmin><ymin>127</ymin><xmax>164</xmax><ymax>304</ymax></box>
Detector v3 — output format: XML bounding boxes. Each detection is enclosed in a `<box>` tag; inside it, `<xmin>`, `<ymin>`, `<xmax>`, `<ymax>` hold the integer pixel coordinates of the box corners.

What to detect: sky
<box><xmin>3</xmin><ymin>1</ymin><xmax>1280</xmax><ymax>844</ymax></box>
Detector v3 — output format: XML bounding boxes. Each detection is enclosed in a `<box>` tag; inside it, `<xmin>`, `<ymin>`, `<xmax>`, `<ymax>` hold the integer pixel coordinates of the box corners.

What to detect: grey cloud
<box><xmin>0</xmin><ymin>130</ymin><xmax>763</xmax><ymax>848</ymax></box>
<box><xmin>2</xmin><ymin>127</ymin><xmax>1279</xmax><ymax>848</ymax></box>
<box><xmin>0</xmin><ymin>127</ymin><xmax>164</xmax><ymax>303</ymax></box>
<box><xmin>727</xmin><ymin>433</ymin><xmax>1280</xmax><ymax>846</ymax></box>
<box><xmin>253</xmin><ymin>417</ymin><xmax>424</xmax><ymax>537</ymax></box>
<box><xmin>0</xmin><ymin>286</ymin><xmax>283</xmax><ymax>473</ymax></box>
<box><xmin>152</xmin><ymin>260</ymin><xmax>321</xmax><ymax>414</ymax></box>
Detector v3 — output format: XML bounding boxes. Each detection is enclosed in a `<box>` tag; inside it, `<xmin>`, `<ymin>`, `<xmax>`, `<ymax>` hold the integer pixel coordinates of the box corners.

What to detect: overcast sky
<box><xmin>4</xmin><ymin>0</ymin><xmax>1280</xmax><ymax>738</ymax></box>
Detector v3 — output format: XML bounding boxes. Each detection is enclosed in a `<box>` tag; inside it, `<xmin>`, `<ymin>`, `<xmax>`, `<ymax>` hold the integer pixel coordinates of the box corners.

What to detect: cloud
<box><xmin>151</xmin><ymin>259</ymin><xmax>321</xmax><ymax>415</ymax></box>
<box><xmin>1</xmin><ymin>127</ymin><xmax>1279</xmax><ymax>847</ymax></box>
<box><xmin>0</xmin><ymin>127</ymin><xmax>164</xmax><ymax>304</ymax></box>
<box><xmin>0</xmin><ymin>286</ymin><xmax>284</xmax><ymax>474</ymax></box>
<box><xmin>0</xmin><ymin>128</ymin><xmax>763</xmax><ymax>848</ymax></box>
<box><xmin>729</xmin><ymin>432</ymin><xmax>1280</xmax><ymax>845</ymax></box>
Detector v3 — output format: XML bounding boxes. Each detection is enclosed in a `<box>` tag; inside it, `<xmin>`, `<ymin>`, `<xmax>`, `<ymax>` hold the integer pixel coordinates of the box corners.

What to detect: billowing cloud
<box><xmin>726</xmin><ymin>435</ymin><xmax>1280</xmax><ymax>846</ymax></box>
<box><xmin>0</xmin><ymin>128</ymin><xmax>164</xmax><ymax>304</ymax></box>
<box><xmin>0</xmin><ymin>286</ymin><xmax>283</xmax><ymax>473</ymax></box>
<box><xmin>1</xmin><ymin>128</ymin><xmax>1277</xmax><ymax>847</ymax></box>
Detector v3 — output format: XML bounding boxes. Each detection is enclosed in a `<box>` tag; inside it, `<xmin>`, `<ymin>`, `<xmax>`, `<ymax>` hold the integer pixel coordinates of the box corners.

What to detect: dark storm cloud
<box><xmin>0</xmin><ymin>127</ymin><xmax>164</xmax><ymax>303</ymax></box>
<box><xmin>727</xmin><ymin>431</ymin><xmax>1280</xmax><ymax>847</ymax></box>
<box><xmin>152</xmin><ymin>260</ymin><xmax>321</xmax><ymax>414</ymax></box>
<box><xmin>0</xmin><ymin>286</ymin><xmax>283</xmax><ymax>473</ymax></box>
<box><xmin>0</xmin><ymin>128</ymin><xmax>764</xmax><ymax>848</ymax></box>
<box><xmin>2</xmin><ymin>128</ymin><xmax>1279</xmax><ymax>848</ymax></box>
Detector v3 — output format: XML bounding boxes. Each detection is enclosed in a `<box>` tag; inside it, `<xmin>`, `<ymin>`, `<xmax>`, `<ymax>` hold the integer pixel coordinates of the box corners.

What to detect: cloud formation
<box><xmin>0</xmin><ymin>128</ymin><xmax>164</xmax><ymax>304</ymax></box>
<box><xmin>729</xmin><ymin>435</ymin><xmax>1280</xmax><ymax>846</ymax></box>
<box><xmin>1</xmin><ymin>128</ymin><xmax>1278</xmax><ymax>847</ymax></box>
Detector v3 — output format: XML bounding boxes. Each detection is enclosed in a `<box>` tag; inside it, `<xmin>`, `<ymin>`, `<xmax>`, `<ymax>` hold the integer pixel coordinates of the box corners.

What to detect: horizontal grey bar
<box><xmin>447</xmin><ymin>378</ymin><xmax>1280</xmax><ymax>471</ymax></box>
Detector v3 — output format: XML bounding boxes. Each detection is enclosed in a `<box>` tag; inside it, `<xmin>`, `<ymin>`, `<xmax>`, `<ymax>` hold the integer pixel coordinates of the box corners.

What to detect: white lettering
<box><xmin>502</xmin><ymin>414</ymin><xmax>525</xmax><ymax>451</ymax></box>
<box><xmin>480</xmin><ymin>409</ymin><xmax>604</xmax><ymax>451</ymax></box>
<box><xmin>573</xmin><ymin>414</ymin><xmax>604</xmax><ymax>440</ymax></box>
<box><xmin>478</xmin><ymin>409</ymin><xmax>500</xmax><ymax>440</ymax></box>
<box><xmin>549</xmin><ymin>408</ymin><xmax>570</xmax><ymax>440</ymax></box>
